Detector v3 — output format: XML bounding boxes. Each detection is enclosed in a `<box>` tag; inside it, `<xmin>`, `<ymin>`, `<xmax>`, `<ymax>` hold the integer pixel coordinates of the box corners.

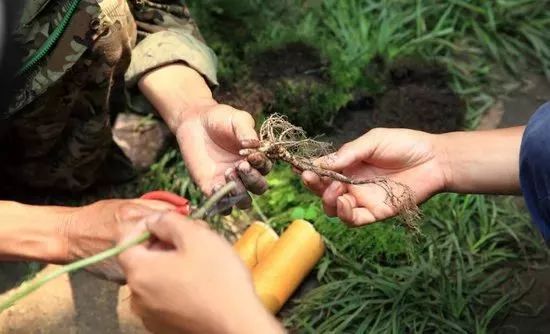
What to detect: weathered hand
<box><xmin>301</xmin><ymin>128</ymin><xmax>449</xmax><ymax>226</ymax></box>
<box><xmin>176</xmin><ymin>104</ymin><xmax>272</xmax><ymax>209</ymax></box>
<box><xmin>65</xmin><ymin>199</ymin><xmax>175</xmax><ymax>282</ymax></box>
<box><xmin>119</xmin><ymin>213</ymin><xmax>283</xmax><ymax>334</ymax></box>
<box><xmin>138</xmin><ymin>63</ymin><xmax>271</xmax><ymax>210</ymax></box>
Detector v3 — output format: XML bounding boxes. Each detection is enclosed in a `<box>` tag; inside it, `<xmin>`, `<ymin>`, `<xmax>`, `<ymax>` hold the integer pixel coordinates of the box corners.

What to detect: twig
<box><xmin>0</xmin><ymin>182</ymin><xmax>237</xmax><ymax>313</ymax></box>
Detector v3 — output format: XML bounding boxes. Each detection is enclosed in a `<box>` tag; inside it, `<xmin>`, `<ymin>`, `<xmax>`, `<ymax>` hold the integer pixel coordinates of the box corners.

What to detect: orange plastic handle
<box><xmin>140</xmin><ymin>191</ymin><xmax>190</xmax><ymax>215</ymax></box>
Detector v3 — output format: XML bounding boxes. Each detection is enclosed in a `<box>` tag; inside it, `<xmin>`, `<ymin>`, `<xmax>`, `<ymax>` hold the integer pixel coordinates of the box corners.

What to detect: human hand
<box><xmin>302</xmin><ymin>128</ymin><xmax>449</xmax><ymax>226</ymax></box>
<box><xmin>138</xmin><ymin>64</ymin><xmax>271</xmax><ymax>211</ymax></box>
<box><xmin>65</xmin><ymin>199</ymin><xmax>175</xmax><ymax>282</ymax></box>
<box><xmin>176</xmin><ymin>103</ymin><xmax>272</xmax><ymax>209</ymax></box>
<box><xmin>119</xmin><ymin>212</ymin><xmax>284</xmax><ymax>334</ymax></box>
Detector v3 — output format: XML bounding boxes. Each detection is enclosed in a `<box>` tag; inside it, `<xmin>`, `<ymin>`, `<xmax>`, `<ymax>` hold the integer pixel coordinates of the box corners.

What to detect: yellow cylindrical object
<box><xmin>233</xmin><ymin>221</ymin><xmax>279</xmax><ymax>270</ymax></box>
<box><xmin>252</xmin><ymin>219</ymin><xmax>325</xmax><ymax>314</ymax></box>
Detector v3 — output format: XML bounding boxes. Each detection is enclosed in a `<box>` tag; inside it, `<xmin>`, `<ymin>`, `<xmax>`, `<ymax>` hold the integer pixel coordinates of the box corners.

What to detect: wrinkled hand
<box><xmin>177</xmin><ymin>104</ymin><xmax>272</xmax><ymax>209</ymax></box>
<box><xmin>119</xmin><ymin>213</ymin><xmax>283</xmax><ymax>334</ymax></box>
<box><xmin>301</xmin><ymin>128</ymin><xmax>449</xmax><ymax>226</ymax></box>
<box><xmin>66</xmin><ymin>199</ymin><xmax>175</xmax><ymax>282</ymax></box>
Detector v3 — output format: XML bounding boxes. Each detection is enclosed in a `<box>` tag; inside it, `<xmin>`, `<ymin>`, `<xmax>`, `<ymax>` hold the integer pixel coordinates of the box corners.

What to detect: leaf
<box><xmin>291</xmin><ymin>207</ymin><xmax>306</xmax><ymax>219</ymax></box>
<box><xmin>305</xmin><ymin>205</ymin><xmax>319</xmax><ymax>220</ymax></box>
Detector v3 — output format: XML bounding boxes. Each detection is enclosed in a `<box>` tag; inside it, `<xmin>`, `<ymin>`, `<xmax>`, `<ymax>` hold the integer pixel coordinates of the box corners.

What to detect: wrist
<box><xmin>432</xmin><ymin>132</ymin><xmax>455</xmax><ymax>193</ymax></box>
<box><xmin>0</xmin><ymin>202</ymin><xmax>75</xmax><ymax>263</ymax></box>
<box><xmin>138</xmin><ymin>63</ymin><xmax>217</xmax><ymax>133</ymax></box>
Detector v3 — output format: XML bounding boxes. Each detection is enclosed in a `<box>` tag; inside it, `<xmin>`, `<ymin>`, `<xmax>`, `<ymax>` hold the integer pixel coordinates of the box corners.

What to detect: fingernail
<box><xmin>241</xmin><ymin>139</ymin><xmax>260</xmax><ymax>148</ymax></box>
<box><xmin>236</xmin><ymin>160</ymin><xmax>251</xmax><ymax>172</ymax></box>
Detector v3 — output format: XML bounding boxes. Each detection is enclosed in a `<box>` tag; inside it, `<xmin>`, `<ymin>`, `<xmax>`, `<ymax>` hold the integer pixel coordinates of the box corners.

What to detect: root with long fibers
<box><xmin>240</xmin><ymin>114</ymin><xmax>420</xmax><ymax>230</ymax></box>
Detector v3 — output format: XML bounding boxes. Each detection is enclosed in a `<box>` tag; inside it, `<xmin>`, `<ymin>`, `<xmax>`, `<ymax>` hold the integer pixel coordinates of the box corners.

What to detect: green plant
<box><xmin>283</xmin><ymin>194</ymin><xmax>548</xmax><ymax>333</ymax></box>
<box><xmin>254</xmin><ymin>165</ymin><xmax>416</xmax><ymax>265</ymax></box>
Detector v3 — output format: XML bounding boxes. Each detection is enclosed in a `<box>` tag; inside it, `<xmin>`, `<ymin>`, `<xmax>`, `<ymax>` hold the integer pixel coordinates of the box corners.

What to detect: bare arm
<box><xmin>0</xmin><ymin>201</ymin><xmax>73</xmax><ymax>263</ymax></box>
<box><xmin>301</xmin><ymin>126</ymin><xmax>524</xmax><ymax>226</ymax></box>
<box><xmin>437</xmin><ymin>127</ymin><xmax>524</xmax><ymax>195</ymax></box>
<box><xmin>138</xmin><ymin>64</ymin><xmax>216</xmax><ymax>133</ymax></box>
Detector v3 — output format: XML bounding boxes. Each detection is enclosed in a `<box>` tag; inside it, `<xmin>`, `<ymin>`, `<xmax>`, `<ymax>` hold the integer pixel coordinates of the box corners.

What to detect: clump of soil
<box><xmin>375</xmin><ymin>58</ymin><xmax>465</xmax><ymax>133</ymax></box>
<box><xmin>252</xmin><ymin>42</ymin><xmax>327</xmax><ymax>81</ymax></box>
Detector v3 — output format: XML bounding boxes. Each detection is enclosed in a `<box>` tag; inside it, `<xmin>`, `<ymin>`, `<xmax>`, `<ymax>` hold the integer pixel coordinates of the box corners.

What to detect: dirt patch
<box><xmin>375</xmin><ymin>83</ymin><xmax>464</xmax><ymax>133</ymax></box>
<box><xmin>371</xmin><ymin>59</ymin><xmax>465</xmax><ymax>132</ymax></box>
<box><xmin>252</xmin><ymin>42</ymin><xmax>327</xmax><ymax>81</ymax></box>
<box><xmin>215</xmin><ymin>42</ymin><xmax>327</xmax><ymax>117</ymax></box>
<box><xmin>214</xmin><ymin>81</ymin><xmax>273</xmax><ymax>117</ymax></box>
<box><xmin>328</xmin><ymin>59</ymin><xmax>465</xmax><ymax>146</ymax></box>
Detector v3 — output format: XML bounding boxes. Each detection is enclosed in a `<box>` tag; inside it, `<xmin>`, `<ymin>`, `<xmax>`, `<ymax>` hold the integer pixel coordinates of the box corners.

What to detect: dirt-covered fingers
<box><xmin>224</xmin><ymin>168</ymin><xmax>253</xmax><ymax>209</ymax></box>
<box><xmin>246</xmin><ymin>151</ymin><xmax>273</xmax><ymax>175</ymax></box>
<box><xmin>236</xmin><ymin>160</ymin><xmax>268</xmax><ymax>194</ymax></box>
<box><xmin>301</xmin><ymin>171</ymin><xmax>332</xmax><ymax>196</ymax></box>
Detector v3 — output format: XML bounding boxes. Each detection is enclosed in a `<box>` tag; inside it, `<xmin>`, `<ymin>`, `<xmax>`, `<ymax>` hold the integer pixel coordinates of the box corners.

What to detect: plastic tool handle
<box><xmin>140</xmin><ymin>190</ymin><xmax>190</xmax><ymax>215</ymax></box>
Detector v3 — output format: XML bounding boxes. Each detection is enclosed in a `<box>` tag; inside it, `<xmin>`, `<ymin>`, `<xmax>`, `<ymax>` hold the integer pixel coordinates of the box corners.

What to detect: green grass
<box><xmin>137</xmin><ymin>155</ymin><xmax>549</xmax><ymax>332</ymax></box>
<box><xmin>190</xmin><ymin>0</ymin><xmax>550</xmax><ymax>130</ymax></box>
<box><xmin>285</xmin><ymin>192</ymin><xmax>547</xmax><ymax>333</ymax></box>
<box><xmin>161</xmin><ymin>1</ymin><xmax>550</xmax><ymax>332</ymax></box>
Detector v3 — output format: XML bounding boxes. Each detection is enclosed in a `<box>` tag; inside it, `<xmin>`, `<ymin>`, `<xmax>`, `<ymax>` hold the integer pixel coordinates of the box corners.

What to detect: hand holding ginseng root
<box><xmin>240</xmin><ymin>115</ymin><xmax>424</xmax><ymax>229</ymax></box>
<box><xmin>301</xmin><ymin>128</ymin><xmax>446</xmax><ymax>228</ymax></box>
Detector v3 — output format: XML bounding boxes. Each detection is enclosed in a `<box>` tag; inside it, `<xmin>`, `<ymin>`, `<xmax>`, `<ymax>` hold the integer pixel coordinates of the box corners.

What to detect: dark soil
<box><xmin>252</xmin><ymin>42</ymin><xmax>327</xmax><ymax>81</ymax></box>
<box><xmin>329</xmin><ymin>58</ymin><xmax>465</xmax><ymax>146</ymax></box>
<box><xmin>214</xmin><ymin>42</ymin><xmax>327</xmax><ymax>117</ymax></box>
<box><xmin>217</xmin><ymin>45</ymin><xmax>465</xmax><ymax>147</ymax></box>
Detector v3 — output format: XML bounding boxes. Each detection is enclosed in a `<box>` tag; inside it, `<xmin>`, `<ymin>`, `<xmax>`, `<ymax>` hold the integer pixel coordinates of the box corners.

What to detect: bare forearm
<box><xmin>0</xmin><ymin>201</ymin><xmax>74</xmax><ymax>263</ymax></box>
<box><xmin>436</xmin><ymin>127</ymin><xmax>524</xmax><ymax>195</ymax></box>
<box><xmin>138</xmin><ymin>64</ymin><xmax>217</xmax><ymax>133</ymax></box>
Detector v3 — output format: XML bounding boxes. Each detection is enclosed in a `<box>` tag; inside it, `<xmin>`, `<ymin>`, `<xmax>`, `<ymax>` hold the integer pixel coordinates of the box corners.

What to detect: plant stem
<box><xmin>0</xmin><ymin>181</ymin><xmax>237</xmax><ymax>313</ymax></box>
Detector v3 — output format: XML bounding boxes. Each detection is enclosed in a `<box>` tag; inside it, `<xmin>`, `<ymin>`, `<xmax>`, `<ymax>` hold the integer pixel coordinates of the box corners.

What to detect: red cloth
<box><xmin>140</xmin><ymin>191</ymin><xmax>190</xmax><ymax>215</ymax></box>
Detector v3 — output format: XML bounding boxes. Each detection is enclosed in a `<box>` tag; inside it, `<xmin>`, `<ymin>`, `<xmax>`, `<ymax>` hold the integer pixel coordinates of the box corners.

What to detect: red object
<box><xmin>141</xmin><ymin>191</ymin><xmax>190</xmax><ymax>215</ymax></box>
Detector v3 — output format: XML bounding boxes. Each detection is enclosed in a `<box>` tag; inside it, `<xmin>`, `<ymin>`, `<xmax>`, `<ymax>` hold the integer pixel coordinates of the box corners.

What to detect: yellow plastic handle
<box><xmin>252</xmin><ymin>219</ymin><xmax>325</xmax><ymax>314</ymax></box>
<box><xmin>233</xmin><ymin>221</ymin><xmax>279</xmax><ymax>269</ymax></box>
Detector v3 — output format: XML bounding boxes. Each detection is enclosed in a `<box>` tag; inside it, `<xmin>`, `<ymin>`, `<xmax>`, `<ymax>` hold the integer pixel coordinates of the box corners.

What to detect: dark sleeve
<box><xmin>519</xmin><ymin>101</ymin><xmax>550</xmax><ymax>243</ymax></box>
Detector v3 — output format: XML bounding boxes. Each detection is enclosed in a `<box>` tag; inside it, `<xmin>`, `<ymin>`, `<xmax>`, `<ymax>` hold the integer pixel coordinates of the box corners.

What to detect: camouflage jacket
<box><xmin>0</xmin><ymin>0</ymin><xmax>217</xmax><ymax>191</ymax></box>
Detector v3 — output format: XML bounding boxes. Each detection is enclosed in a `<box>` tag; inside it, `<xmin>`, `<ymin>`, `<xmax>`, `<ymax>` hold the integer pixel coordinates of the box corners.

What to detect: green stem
<box><xmin>0</xmin><ymin>181</ymin><xmax>237</xmax><ymax>312</ymax></box>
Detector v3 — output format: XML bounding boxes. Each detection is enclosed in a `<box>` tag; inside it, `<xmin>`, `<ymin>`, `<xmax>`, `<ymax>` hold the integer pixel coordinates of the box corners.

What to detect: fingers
<box><xmin>145</xmin><ymin>212</ymin><xmax>188</xmax><ymax>248</ymax></box>
<box><xmin>224</xmin><ymin>168</ymin><xmax>253</xmax><ymax>209</ymax></box>
<box><xmin>321</xmin><ymin>132</ymin><xmax>376</xmax><ymax>171</ymax></box>
<box><xmin>118</xmin><ymin>220</ymin><xmax>152</xmax><ymax>274</ymax></box>
<box><xmin>336</xmin><ymin>194</ymin><xmax>376</xmax><ymax>227</ymax></box>
<box><xmin>231</xmin><ymin>111</ymin><xmax>259</xmax><ymax>145</ymax></box>
<box><xmin>322</xmin><ymin>181</ymin><xmax>345</xmax><ymax>216</ymax></box>
<box><xmin>301</xmin><ymin>170</ymin><xmax>331</xmax><ymax>196</ymax></box>
<box><xmin>246</xmin><ymin>151</ymin><xmax>272</xmax><ymax>176</ymax></box>
<box><xmin>236</xmin><ymin>161</ymin><xmax>268</xmax><ymax>195</ymax></box>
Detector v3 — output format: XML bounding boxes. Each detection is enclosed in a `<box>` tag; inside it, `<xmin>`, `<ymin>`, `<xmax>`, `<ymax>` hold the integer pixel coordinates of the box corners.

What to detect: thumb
<box><xmin>322</xmin><ymin>135</ymin><xmax>375</xmax><ymax>171</ymax></box>
<box><xmin>118</xmin><ymin>220</ymin><xmax>150</xmax><ymax>274</ymax></box>
<box><xmin>146</xmin><ymin>212</ymin><xmax>187</xmax><ymax>249</ymax></box>
<box><xmin>231</xmin><ymin>110</ymin><xmax>259</xmax><ymax>148</ymax></box>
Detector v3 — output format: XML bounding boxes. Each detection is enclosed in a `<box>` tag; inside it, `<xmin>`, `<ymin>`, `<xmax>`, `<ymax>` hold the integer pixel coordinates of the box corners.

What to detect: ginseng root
<box><xmin>240</xmin><ymin>114</ymin><xmax>420</xmax><ymax>230</ymax></box>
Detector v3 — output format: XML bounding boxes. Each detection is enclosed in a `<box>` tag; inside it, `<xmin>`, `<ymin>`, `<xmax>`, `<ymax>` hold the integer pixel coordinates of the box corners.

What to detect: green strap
<box><xmin>17</xmin><ymin>0</ymin><xmax>82</xmax><ymax>76</ymax></box>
